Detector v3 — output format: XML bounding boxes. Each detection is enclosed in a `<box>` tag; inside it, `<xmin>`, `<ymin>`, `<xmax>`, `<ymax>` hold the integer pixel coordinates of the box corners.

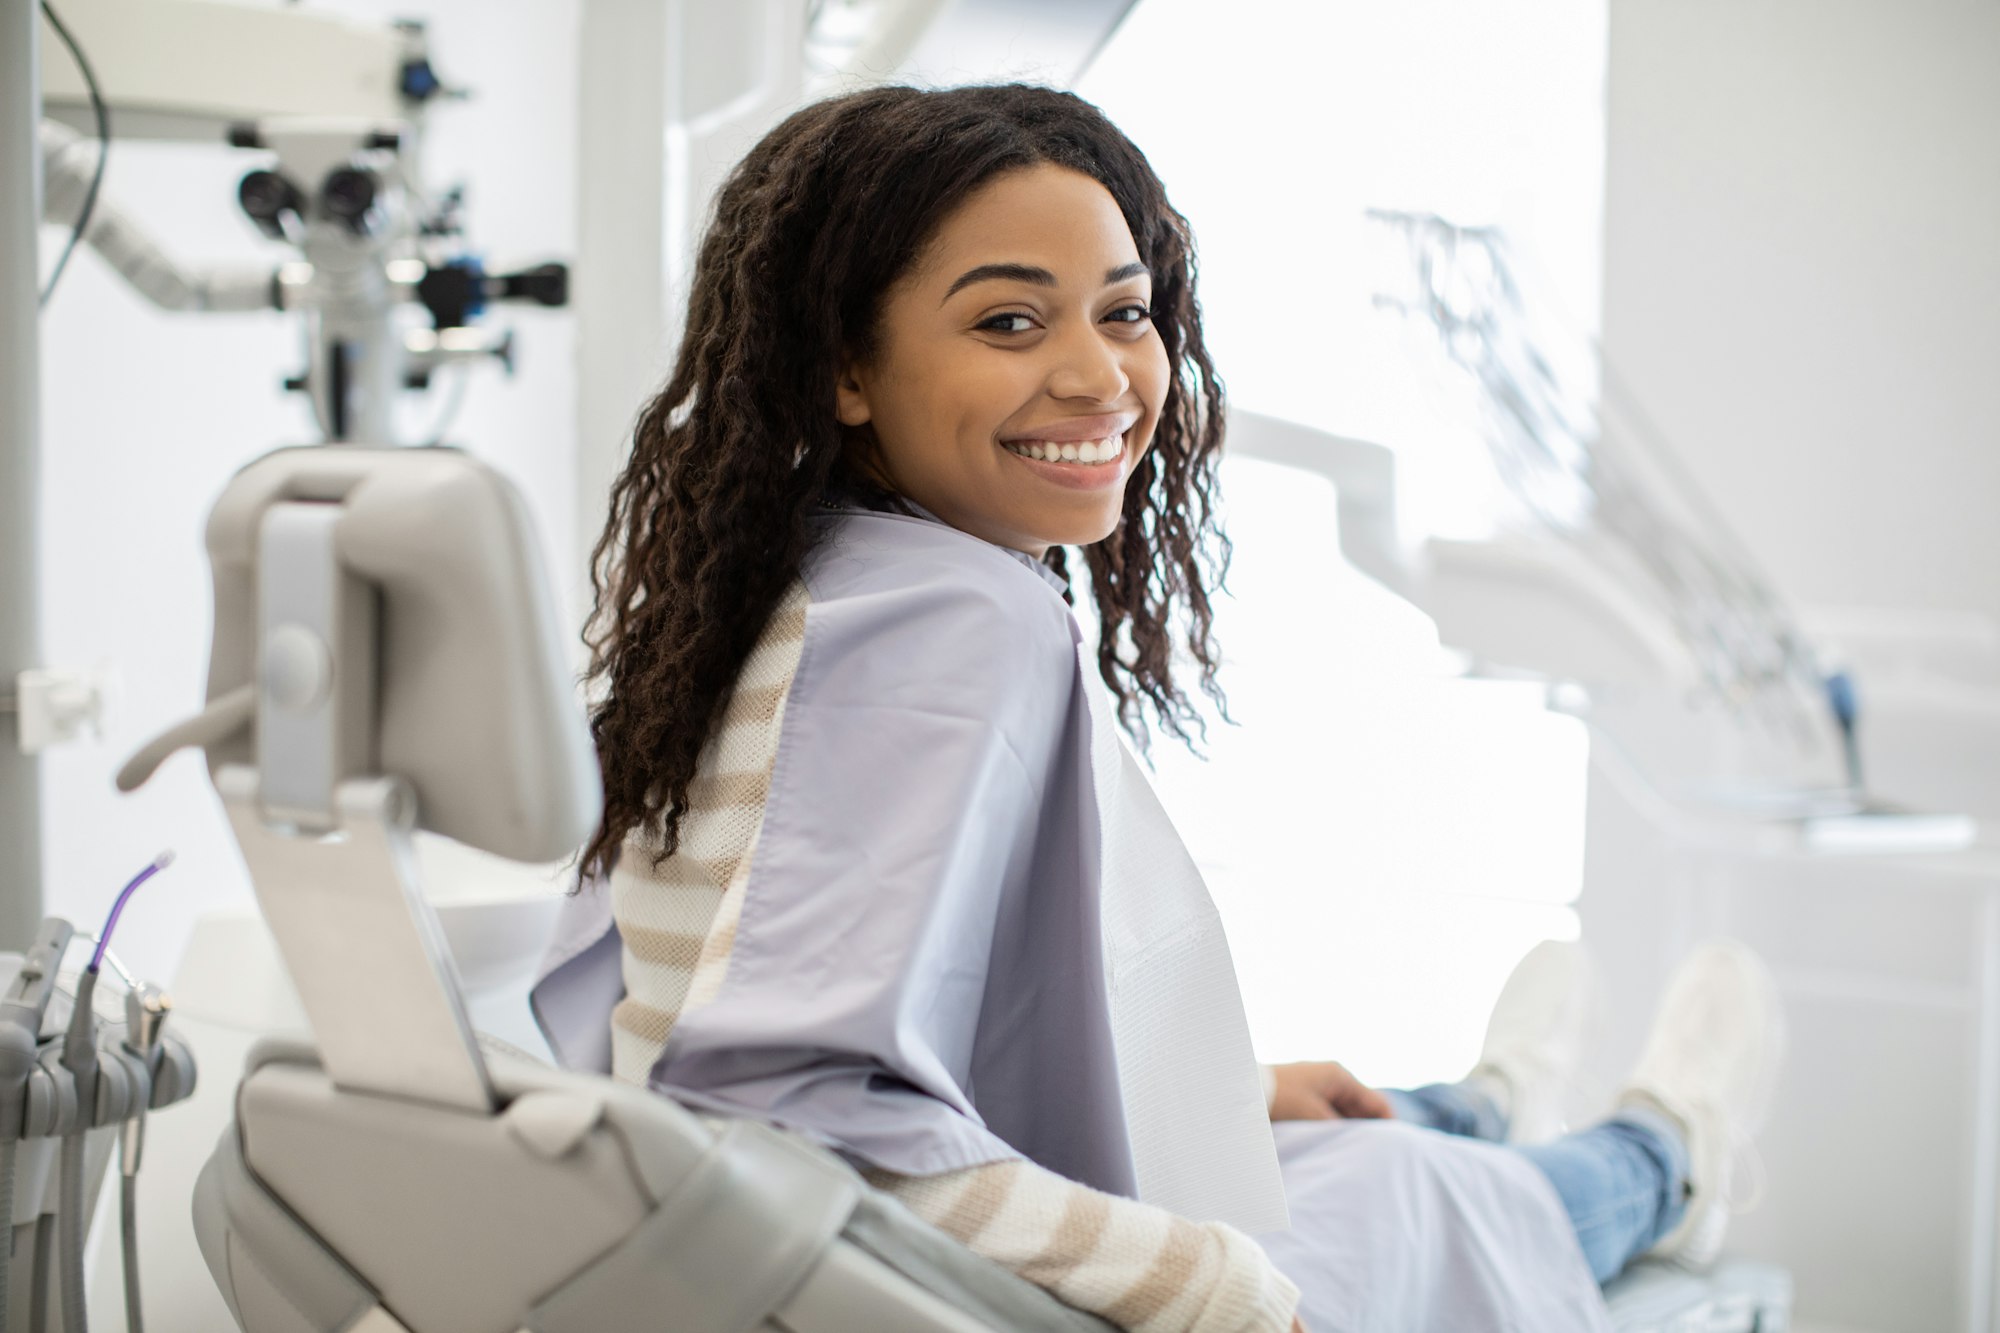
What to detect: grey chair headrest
<box><xmin>124</xmin><ymin>445</ymin><xmax>601</xmax><ymax>864</ymax></box>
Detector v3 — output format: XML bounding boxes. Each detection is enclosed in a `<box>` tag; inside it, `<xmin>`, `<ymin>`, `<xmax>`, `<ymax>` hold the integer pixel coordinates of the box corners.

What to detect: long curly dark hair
<box><xmin>580</xmin><ymin>83</ymin><xmax>1232</xmax><ymax>879</ymax></box>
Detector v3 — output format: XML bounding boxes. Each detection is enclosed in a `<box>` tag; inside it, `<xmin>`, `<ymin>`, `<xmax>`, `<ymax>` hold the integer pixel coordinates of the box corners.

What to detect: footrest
<box><xmin>1603</xmin><ymin>1258</ymin><xmax>1792</xmax><ymax>1332</ymax></box>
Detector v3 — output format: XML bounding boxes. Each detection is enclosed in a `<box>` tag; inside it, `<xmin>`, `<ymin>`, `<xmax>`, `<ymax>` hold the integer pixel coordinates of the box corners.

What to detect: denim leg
<box><xmin>1517</xmin><ymin>1107</ymin><xmax>1691</xmax><ymax>1283</ymax></box>
<box><xmin>1382</xmin><ymin>1082</ymin><xmax>1509</xmax><ymax>1141</ymax></box>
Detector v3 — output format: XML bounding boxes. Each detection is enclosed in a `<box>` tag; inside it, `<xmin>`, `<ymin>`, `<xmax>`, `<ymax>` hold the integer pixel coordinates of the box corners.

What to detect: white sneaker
<box><xmin>1616</xmin><ymin>939</ymin><xmax>1787</xmax><ymax>1270</ymax></box>
<box><xmin>1466</xmin><ymin>939</ymin><xmax>1601</xmax><ymax>1144</ymax></box>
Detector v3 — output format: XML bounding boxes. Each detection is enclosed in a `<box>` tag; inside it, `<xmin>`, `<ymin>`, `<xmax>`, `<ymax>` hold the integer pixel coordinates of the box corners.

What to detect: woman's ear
<box><xmin>834</xmin><ymin>359</ymin><xmax>872</xmax><ymax>428</ymax></box>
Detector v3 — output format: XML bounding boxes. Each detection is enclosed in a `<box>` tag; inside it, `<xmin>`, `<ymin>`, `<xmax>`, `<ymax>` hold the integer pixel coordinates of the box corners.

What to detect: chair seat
<box><xmin>1603</xmin><ymin>1257</ymin><xmax>1794</xmax><ymax>1332</ymax></box>
<box><xmin>196</xmin><ymin>1039</ymin><xmax>1117</xmax><ymax>1333</ymax></box>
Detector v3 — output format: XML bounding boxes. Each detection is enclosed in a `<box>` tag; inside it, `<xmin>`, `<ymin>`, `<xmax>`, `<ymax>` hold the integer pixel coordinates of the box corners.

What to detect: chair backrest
<box><xmin>160</xmin><ymin>445</ymin><xmax>602</xmax><ymax>1110</ymax></box>
<box><xmin>199</xmin><ymin>444</ymin><xmax>600</xmax><ymax>860</ymax></box>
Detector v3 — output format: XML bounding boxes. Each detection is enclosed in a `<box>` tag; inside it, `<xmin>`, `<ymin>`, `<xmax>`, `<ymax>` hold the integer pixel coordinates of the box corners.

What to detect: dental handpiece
<box><xmin>118</xmin><ymin>985</ymin><xmax>170</xmax><ymax>1333</ymax></box>
<box><xmin>119</xmin><ymin>985</ymin><xmax>170</xmax><ymax>1175</ymax></box>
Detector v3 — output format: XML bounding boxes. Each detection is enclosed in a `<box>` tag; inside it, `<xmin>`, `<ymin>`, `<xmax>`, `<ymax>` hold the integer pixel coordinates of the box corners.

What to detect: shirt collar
<box><xmin>820</xmin><ymin>490</ymin><xmax>1071</xmax><ymax>596</ymax></box>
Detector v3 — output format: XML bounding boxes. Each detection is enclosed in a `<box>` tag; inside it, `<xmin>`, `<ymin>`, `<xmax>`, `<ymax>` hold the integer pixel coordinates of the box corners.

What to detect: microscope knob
<box><xmin>497</xmin><ymin>261</ymin><xmax>569</xmax><ymax>308</ymax></box>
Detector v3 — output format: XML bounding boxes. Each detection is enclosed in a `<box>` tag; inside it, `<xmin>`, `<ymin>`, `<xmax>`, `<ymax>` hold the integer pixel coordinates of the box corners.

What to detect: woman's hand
<box><xmin>1290</xmin><ymin>1317</ymin><xmax>1309</xmax><ymax>1333</ymax></box>
<box><xmin>1267</xmin><ymin>1061</ymin><xmax>1393</xmax><ymax>1123</ymax></box>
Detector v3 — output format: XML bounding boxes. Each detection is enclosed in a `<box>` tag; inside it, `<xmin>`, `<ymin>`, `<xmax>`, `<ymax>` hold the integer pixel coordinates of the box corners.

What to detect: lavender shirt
<box><xmin>534</xmin><ymin>506</ymin><xmax>1146</xmax><ymax>1197</ymax></box>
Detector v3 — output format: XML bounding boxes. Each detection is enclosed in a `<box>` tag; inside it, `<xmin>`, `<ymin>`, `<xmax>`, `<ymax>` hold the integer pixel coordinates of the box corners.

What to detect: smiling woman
<box><xmin>537</xmin><ymin>79</ymin><xmax>1726</xmax><ymax>1333</ymax></box>
<box><xmin>580</xmin><ymin>84</ymin><xmax>1232</xmax><ymax>887</ymax></box>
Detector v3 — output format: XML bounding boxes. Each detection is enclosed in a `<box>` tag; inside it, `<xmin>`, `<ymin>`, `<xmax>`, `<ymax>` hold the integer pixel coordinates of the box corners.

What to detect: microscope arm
<box><xmin>40</xmin><ymin>120</ymin><xmax>274</xmax><ymax>313</ymax></box>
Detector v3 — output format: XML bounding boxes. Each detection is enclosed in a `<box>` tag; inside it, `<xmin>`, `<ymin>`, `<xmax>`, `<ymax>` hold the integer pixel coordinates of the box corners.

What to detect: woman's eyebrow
<box><xmin>942</xmin><ymin>260</ymin><xmax>1152</xmax><ymax>304</ymax></box>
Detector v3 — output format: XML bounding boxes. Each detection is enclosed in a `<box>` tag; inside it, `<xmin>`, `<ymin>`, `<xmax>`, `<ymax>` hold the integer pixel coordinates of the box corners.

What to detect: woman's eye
<box><xmin>1105</xmin><ymin>304</ymin><xmax>1153</xmax><ymax>325</ymax></box>
<box><xmin>979</xmin><ymin>312</ymin><xmax>1037</xmax><ymax>334</ymax></box>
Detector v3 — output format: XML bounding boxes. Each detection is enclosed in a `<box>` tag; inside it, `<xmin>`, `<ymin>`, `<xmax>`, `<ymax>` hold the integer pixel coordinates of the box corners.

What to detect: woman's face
<box><xmin>836</xmin><ymin>163</ymin><xmax>1170</xmax><ymax>558</ymax></box>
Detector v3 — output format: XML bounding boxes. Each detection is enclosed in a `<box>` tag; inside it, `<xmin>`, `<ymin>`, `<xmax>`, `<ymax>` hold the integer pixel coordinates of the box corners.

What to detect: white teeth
<box><xmin>1003</xmin><ymin>434</ymin><xmax>1125</xmax><ymax>466</ymax></box>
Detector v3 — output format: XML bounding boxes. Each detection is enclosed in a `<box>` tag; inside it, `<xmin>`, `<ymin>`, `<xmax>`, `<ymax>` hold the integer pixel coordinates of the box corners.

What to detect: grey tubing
<box><xmin>57</xmin><ymin>1134</ymin><xmax>85</xmax><ymax>1333</ymax></box>
<box><xmin>115</xmin><ymin>685</ymin><xmax>254</xmax><ymax>793</ymax></box>
<box><xmin>29</xmin><ymin>1217</ymin><xmax>49</xmax><ymax>1333</ymax></box>
<box><xmin>0</xmin><ymin>1137</ymin><xmax>13</xmax><ymax>1333</ymax></box>
<box><xmin>120</xmin><ymin>1164</ymin><xmax>141</xmax><ymax>1333</ymax></box>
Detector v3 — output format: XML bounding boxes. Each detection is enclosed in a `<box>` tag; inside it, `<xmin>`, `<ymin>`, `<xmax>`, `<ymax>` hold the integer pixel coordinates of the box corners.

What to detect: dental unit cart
<box><xmin>0</xmin><ymin>891</ymin><xmax>197</xmax><ymax>1333</ymax></box>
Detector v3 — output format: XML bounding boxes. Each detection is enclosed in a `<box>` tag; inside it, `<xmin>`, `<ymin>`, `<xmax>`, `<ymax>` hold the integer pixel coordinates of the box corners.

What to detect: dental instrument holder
<box><xmin>0</xmin><ymin>926</ymin><xmax>196</xmax><ymax>1333</ymax></box>
<box><xmin>219</xmin><ymin>500</ymin><xmax>494</xmax><ymax>1111</ymax></box>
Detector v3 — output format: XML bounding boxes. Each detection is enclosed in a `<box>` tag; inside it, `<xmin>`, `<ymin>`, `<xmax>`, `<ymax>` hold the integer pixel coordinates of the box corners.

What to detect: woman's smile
<box><xmin>997</xmin><ymin>410</ymin><xmax>1136</xmax><ymax>486</ymax></box>
<box><xmin>998</xmin><ymin>429</ymin><xmax>1131</xmax><ymax>488</ymax></box>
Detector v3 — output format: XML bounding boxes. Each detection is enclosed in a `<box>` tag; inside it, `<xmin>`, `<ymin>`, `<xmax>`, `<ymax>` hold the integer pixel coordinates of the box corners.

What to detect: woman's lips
<box><xmin>1001</xmin><ymin>413</ymin><xmax>1138</xmax><ymax>444</ymax></box>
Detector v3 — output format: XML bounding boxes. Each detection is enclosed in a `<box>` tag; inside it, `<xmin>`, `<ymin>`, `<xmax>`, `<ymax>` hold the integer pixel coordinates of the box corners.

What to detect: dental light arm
<box><xmin>1368</xmin><ymin>210</ymin><xmax>1855</xmax><ymax>804</ymax></box>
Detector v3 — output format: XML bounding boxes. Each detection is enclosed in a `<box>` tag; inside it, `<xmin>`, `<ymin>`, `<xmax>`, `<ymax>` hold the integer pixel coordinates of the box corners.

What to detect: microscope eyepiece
<box><xmin>320</xmin><ymin>167</ymin><xmax>382</xmax><ymax>236</ymax></box>
<box><xmin>238</xmin><ymin>169</ymin><xmax>304</xmax><ymax>241</ymax></box>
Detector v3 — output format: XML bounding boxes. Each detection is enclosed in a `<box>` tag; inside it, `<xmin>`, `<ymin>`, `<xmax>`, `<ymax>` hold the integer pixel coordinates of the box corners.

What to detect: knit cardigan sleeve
<box><xmin>866</xmin><ymin>1157</ymin><xmax>1299</xmax><ymax>1333</ymax></box>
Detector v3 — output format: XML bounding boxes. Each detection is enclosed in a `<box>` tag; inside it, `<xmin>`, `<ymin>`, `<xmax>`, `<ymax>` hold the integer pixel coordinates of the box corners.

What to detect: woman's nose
<box><xmin>1045</xmin><ymin>321</ymin><xmax>1130</xmax><ymax>403</ymax></box>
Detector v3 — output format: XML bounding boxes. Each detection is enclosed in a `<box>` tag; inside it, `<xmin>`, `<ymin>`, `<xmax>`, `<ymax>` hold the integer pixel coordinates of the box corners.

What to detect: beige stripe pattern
<box><xmin>609</xmin><ymin>581</ymin><xmax>809</xmax><ymax>1087</ymax></box>
<box><xmin>607</xmin><ymin>577</ymin><xmax>1299</xmax><ymax>1332</ymax></box>
<box><xmin>866</xmin><ymin>1159</ymin><xmax>1299</xmax><ymax>1333</ymax></box>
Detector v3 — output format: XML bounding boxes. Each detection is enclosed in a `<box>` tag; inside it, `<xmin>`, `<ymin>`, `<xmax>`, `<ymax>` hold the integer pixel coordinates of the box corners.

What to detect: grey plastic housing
<box><xmin>197</xmin><ymin>1040</ymin><xmax>1118</xmax><ymax>1333</ymax></box>
<box><xmin>200</xmin><ymin>445</ymin><xmax>600</xmax><ymax>863</ymax></box>
<box><xmin>0</xmin><ymin>951</ymin><xmax>201</xmax><ymax>1331</ymax></box>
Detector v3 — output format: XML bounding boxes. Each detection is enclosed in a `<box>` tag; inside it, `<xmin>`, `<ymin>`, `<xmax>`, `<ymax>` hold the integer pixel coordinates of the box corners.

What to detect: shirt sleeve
<box><xmin>866</xmin><ymin>1159</ymin><xmax>1300</xmax><ymax>1333</ymax></box>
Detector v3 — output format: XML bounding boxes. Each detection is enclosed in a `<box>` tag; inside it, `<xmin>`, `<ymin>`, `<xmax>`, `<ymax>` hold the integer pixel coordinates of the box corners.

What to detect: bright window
<box><xmin>1078</xmin><ymin>0</ymin><xmax>1606</xmax><ymax>1089</ymax></box>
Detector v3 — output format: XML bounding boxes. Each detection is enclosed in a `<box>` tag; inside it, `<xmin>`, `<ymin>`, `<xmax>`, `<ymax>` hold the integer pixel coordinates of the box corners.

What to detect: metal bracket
<box><xmin>3</xmin><ymin>669</ymin><xmax>107</xmax><ymax>754</ymax></box>
<box><xmin>256</xmin><ymin>502</ymin><xmax>378</xmax><ymax>830</ymax></box>
<box><xmin>219</xmin><ymin>765</ymin><xmax>495</xmax><ymax>1112</ymax></box>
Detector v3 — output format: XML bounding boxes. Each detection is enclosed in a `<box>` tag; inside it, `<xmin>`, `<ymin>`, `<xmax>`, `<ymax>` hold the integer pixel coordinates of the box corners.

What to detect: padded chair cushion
<box><xmin>200</xmin><ymin>1040</ymin><xmax>1115</xmax><ymax>1333</ymax></box>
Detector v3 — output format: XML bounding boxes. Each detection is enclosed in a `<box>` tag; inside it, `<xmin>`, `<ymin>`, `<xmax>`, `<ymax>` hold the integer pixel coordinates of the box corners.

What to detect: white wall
<box><xmin>35</xmin><ymin>0</ymin><xmax>581</xmax><ymax>984</ymax></box>
<box><xmin>1599</xmin><ymin>7</ymin><xmax>2000</xmax><ymax>1329</ymax></box>
<box><xmin>1603</xmin><ymin>0</ymin><xmax>2000</xmax><ymax>624</ymax></box>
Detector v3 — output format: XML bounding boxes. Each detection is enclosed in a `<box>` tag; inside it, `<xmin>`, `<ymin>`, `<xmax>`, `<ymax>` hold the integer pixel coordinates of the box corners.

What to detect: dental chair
<box><xmin>168</xmin><ymin>444</ymin><xmax>1790</xmax><ymax>1333</ymax></box>
<box><xmin>160</xmin><ymin>445</ymin><xmax>1116</xmax><ymax>1333</ymax></box>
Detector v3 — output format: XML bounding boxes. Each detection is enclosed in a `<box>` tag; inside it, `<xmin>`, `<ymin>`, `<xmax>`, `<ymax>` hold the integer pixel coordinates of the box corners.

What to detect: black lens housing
<box><xmin>237</xmin><ymin>169</ymin><xmax>304</xmax><ymax>240</ymax></box>
<box><xmin>320</xmin><ymin>167</ymin><xmax>382</xmax><ymax>236</ymax></box>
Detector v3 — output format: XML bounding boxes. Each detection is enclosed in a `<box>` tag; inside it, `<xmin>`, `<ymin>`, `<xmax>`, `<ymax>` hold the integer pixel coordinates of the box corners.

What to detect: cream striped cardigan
<box><xmin>608</xmin><ymin>582</ymin><xmax>1300</xmax><ymax>1333</ymax></box>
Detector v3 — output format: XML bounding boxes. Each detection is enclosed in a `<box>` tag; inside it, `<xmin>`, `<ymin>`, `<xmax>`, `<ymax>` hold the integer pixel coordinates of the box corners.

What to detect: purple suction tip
<box><xmin>89</xmin><ymin>851</ymin><xmax>174</xmax><ymax>973</ymax></box>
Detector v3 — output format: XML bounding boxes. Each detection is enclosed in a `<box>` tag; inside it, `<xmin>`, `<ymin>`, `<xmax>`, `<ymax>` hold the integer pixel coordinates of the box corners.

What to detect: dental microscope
<box><xmin>10</xmin><ymin>3</ymin><xmax>577</xmax><ymax>1329</ymax></box>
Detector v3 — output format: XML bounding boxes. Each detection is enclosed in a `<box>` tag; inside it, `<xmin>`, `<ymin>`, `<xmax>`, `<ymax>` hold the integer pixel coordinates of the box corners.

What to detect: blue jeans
<box><xmin>1383</xmin><ymin>1084</ymin><xmax>1690</xmax><ymax>1283</ymax></box>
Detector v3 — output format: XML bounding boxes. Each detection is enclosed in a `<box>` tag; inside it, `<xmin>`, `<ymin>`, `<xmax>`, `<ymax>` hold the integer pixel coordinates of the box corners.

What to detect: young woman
<box><xmin>531</xmin><ymin>83</ymin><xmax>1783</xmax><ymax>1333</ymax></box>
